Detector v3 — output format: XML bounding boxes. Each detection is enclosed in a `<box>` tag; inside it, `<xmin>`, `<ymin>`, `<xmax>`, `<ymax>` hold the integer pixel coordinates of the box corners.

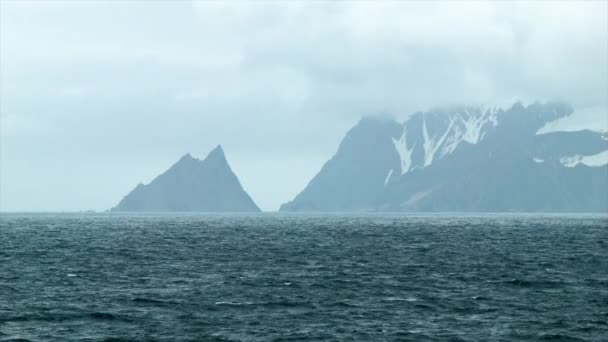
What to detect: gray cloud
<box><xmin>1</xmin><ymin>1</ymin><xmax>606</xmax><ymax>211</ymax></box>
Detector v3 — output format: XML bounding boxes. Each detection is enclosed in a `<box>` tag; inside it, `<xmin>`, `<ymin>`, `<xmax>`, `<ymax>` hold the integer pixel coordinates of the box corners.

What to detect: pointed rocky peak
<box><xmin>181</xmin><ymin>152</ymin><xmax>194</xmax><ymax>160</ymax></box>
<box><xmin>203</xmin><ymin>144</ymin><xmax>228</xmax><ymax>165</ymax></box>
<box><xmin>169</xmin><ymin>152</ymin><xmax>199</xmax><ymax>172</ymax></box>
<box><xmin>111</xmin><ymin>144</ymin><xmax>260</xmax><ymax>212</ymax></box>
<box><xmin>177</xmin><ymin>153</ymin><xmax>196</xmax><ymax>163</ymax></box>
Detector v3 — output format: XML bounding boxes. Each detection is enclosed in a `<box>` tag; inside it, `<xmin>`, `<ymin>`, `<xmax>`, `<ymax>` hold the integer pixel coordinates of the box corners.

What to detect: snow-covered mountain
<box><xmin>280</xmin><ymin>102</ymin><xmax>608</xmax><ymax>212</ymax></box>
<box><xmin>112</xmin><ymin>145</ymin><xmax>260</xmax><ymax>212</ymax></box>
<box><xmin>391</xmin><ymin>105</ymin><xmax>501</xmax><ymax>175</ymax></box>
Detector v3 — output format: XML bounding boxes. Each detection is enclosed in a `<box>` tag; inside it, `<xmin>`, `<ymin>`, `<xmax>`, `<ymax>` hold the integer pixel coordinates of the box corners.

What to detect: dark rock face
<box><xmin>280</xmin><ymin>117</ymin><xmax>403</xmax><ymax>212</ymax></box>
<box><xmin>281</xmin><ymin>102</ymin><xmax>608</xmax><ymax>212</ymax></box>
<box><xmin>112</xmin><ymin>145</ymin><xmax>260</xmax><ymax>212</ymax></box>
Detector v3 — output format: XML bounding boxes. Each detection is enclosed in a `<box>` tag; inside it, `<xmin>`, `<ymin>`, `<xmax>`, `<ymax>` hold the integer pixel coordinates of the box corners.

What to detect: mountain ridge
<box><xmin>280</xmin><ymin>101</ymin><xmax>608</xmax><ymax>212</ymax></box>
<box><xmin>112</xmin><ymin>145</ymin><xmax>261</xmax><ymax>212</ymax></box>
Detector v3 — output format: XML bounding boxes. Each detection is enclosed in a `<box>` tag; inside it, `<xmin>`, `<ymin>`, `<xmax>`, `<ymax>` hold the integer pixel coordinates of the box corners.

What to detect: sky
<box><xmin>1</xmin><ymin>0</ymin><xmax>607</xmax><ymax>212</ymax></box>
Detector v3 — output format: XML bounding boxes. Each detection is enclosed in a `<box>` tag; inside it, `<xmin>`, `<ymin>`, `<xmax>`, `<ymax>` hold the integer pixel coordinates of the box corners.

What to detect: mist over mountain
<box><xmin>281</xmin><ymin>102</ymin><xmax>608</xmax><ymax>212</ymax></box>
<box><xmin>112</xmin><ymin>145</ymin><xmax>260</xmax><ymax>212</ymax></box>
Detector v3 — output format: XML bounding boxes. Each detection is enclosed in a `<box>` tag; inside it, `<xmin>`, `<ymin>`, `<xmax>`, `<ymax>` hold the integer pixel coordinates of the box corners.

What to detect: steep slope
<box><xmin>279</xmin><ymin>117</ymin><xmax>402</xmax><ymax>211</ymax></box>
<box><xmin>112</xmin><ymin>145</ymin><xmax>260</xmax><ymax>212</ymax></box>
<box><xmin>391</xmin><ymin>105</ymin><xmax>501</xmax><ymax>175</ymax></box>
<box><xmin>281</xmin><ymin>101</ymin><xmax>608</xmax><ymax>212</ymax></box>
<box><xmin>381</xmin><ymin>102</ymin><xmax>607</xmax><ymax>212</ymax></box>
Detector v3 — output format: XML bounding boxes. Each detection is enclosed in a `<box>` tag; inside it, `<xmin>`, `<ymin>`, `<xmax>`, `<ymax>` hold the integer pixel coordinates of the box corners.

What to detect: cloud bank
<box><xmin>1</xmin><ymin>1</ymin><xmax>606</xmax><ymax>211</ymax></box>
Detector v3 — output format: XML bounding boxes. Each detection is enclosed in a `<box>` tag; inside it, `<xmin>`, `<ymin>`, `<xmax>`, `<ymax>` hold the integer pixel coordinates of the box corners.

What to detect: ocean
<box><xmin>1</xmin><ymin>213</ymin><xmax>607</xmax><ymax>341</ymax></box>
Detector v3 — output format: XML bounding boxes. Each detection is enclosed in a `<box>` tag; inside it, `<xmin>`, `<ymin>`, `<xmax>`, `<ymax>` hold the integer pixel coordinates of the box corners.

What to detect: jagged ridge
<box><xmin>112</xmin><ymin>145</ymin><xmax>261</xmax><ymax>212</ymax></box>
<box><xmin>281</xmin><ymin>101</ymin><xmax>608</xmax><ymax>212</ymax></box>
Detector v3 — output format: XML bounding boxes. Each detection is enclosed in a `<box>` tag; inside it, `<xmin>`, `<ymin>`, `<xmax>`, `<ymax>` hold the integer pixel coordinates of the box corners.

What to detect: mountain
<box><xmin>279</xmin><ymin>117</ymin><xmax>403</xmax><ymax>211</ymax></box>
<box><xmin>112</xmin><ymin>145</ymin><xmax>260</xmax><ymax>212</ymax></box>
<box><xmin>280</xmin><ymin>102</ymin><xmax>608</xmax><ymax>212</ymax></box>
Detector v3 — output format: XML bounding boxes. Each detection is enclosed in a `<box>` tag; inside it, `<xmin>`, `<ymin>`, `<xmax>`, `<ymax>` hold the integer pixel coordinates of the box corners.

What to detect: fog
<box><xmin>1</xmin><ymin>1</ymin><xmax>606</xmax><ymax>211</ymax></box>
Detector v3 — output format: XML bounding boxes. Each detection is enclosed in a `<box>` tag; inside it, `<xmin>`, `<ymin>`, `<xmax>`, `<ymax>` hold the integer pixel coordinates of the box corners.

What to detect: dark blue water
<box><xmin>1</xmin><ymin>213</ymin><xmax>607</xmax><ymax>341</ymax></box>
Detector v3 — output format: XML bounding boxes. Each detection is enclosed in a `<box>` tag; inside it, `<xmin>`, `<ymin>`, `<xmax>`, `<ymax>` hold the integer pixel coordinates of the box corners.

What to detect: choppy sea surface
<box><xmin>1</xmin><ymin>213</ymin><xmax>607</xmax><ymax>342</ymax></box>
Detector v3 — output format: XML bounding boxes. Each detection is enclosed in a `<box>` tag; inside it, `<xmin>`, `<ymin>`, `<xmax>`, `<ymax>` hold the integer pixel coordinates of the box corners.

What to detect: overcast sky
<box><xmin>1</xmin><ymin>1</ymin><xmax>606</xmax><ymax>211</ymax></box>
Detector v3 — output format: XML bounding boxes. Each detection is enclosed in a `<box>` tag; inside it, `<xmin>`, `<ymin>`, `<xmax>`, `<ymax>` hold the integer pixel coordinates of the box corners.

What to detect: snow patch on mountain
<box><xmin>392</xmin><ymin>131</ymin><xmax>416</xmax><ymax>174</ymax></box>
<box><xmin>537</xmin><ymin>107</ymin><xmax>608</xmax><ymax>135</ymax></box>
<box><xmin>560</xmin><ymin>150</ymin><xmax>608</xmax><ymax>168</ymax></box>
<box><xmin>281</xmin><ymin>101</ymin><xmax>607</xmax><ymax>213</ymax></box>
<box><xmin>423</xmin><ymin>115</ymin><xmax>456</xmax><ymax>167</ymax></box>
<box><xmin>393</xmin><ymin>106</ymin><xmax>501</xmax><ymax>173</ymax></box>
<box><xmin>461</xmin><ymin>107</ymin><xmax>499</xmax><ymax>143</ymax></box>
<box><xmin>384</xmin><ymin>169</ymin><xmax>394</xmax><ymax>186</ymax></box>
<box><xmin>439</xmin><ymin>124</ymin><xmax>464</xmax><ymax>158</ymax></box>
<box><xmin>440</xmin><ymin>107</ymin><xmax>499</xmax><ymax>158</ymax></box>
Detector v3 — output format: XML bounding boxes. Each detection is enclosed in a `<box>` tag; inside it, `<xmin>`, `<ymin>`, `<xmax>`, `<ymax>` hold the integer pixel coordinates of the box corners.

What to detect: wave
<box><xmin>131</xmin><ymin>297</ymin><xmax>176</xmax><ymax>306</ymax></box>
<box><xmin>503</xmin><ymin>278</ymin><xmax>565</xmax><ymax>288</ymax></box>
<box><xmin>214</xmin><ymin>300</ymin><xmax>313</xmax><ymax>309</ymax></box>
